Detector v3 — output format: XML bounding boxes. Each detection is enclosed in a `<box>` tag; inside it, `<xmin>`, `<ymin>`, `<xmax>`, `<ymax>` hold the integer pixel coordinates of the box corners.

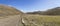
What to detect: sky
<box><xmin>0</xmin><ymin>0</ymin><xmax>60</xmax><ymax>12</ymax></box>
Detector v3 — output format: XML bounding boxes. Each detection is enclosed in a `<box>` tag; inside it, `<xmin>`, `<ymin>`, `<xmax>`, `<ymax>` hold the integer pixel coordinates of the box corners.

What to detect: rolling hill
<box><xmin>0</xmin><ymin>4</ymin><xmax>23</xmax><ymax>16</ymax></box>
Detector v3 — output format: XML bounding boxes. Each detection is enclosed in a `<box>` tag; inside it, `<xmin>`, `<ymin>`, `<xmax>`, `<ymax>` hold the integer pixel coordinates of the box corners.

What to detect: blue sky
<box><xmin>0</xmin><ymin>0</ymin><xmax>60</xmax><ymax>12</ymax></box>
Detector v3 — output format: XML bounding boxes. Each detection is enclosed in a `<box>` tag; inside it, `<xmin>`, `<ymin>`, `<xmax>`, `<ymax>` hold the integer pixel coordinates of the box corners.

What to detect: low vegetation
<box><xmin>21</xmin><ymin>14</ymin><xmax>60</xmax><ymax>26</ymax></box>
<box><xmin>22</xmin><ymin>7</ymin><xmax>60</xmax><ymax>26</ymax></box>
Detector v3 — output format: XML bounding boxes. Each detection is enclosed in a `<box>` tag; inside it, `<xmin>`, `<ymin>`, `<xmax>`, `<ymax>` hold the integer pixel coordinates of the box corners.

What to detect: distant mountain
<box><xmin>0</xmin><ymin>4</ymin><xmax>23</xmax><ymax>16</ymax></box>
<box><xmin>44</xmin><ymin>7</ymin><xmax>60</xmax><ymax>15</ymax></box>
<box><xmin>26</xmin><ymin>11</ymin><xmax>42</xmax><ymax>14</ymax></box>
<box><xmin>26</xmin><ymin>7</ymin><xmax>60</xmax><ymax>15</ymax></box>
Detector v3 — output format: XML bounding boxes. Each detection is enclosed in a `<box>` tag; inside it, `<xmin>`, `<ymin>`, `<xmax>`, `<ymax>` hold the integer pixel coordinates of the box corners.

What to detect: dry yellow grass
<box><xmin>22</xmin><ymin>14</ymin><xmax>60</xmax><ymax>26</ymax></box>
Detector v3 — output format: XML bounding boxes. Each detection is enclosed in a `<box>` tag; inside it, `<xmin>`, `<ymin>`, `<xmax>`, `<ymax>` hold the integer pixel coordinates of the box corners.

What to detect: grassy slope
<box><xmin>0</xmin><ymin>5</ymin><xmax>23</xmax><ymax>16</ymax></box>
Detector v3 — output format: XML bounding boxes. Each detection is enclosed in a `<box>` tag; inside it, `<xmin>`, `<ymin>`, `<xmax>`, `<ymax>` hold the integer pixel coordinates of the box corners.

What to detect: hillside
<box><xmin>0</xmin><ymin>4</ymin><xmax>23</xmax><ymax>16</ymax></box>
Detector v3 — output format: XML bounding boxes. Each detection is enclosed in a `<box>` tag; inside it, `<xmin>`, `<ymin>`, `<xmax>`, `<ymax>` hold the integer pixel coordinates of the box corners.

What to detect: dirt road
<box><xmin>0</xmin><ymin>15</ymin><xmax>21</xmax><ymax>26</ymax></box>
